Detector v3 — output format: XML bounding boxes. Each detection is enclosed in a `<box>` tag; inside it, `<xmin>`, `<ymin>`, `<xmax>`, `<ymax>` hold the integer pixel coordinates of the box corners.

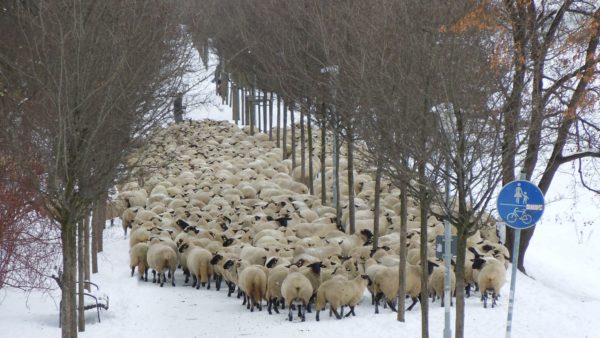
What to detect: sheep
<box><xmin>129</xmin><ymin>242</ymin><xmax>149</xmax><ymax>281</ymax></box>
<box><xmin>237</xmin><ymin>264</ymin><xmax>268</xmax><ymax>312</ymax></box>
<box><xmin>470</xmin><ymin>247</ymin><xmax>506</xmax><ymax>308</ymax></box>
<box><xmin>372</xmin><ymin>265</ymin><xmax>400</xmax><ymax>313</ymax></box>
<box><xmin>281</xmin><ymin>267</ymin><xmax>314</xmax><ymax>321</ymax></box>
<box><xmin>265</xmin><ymin>265</ymin><xmax>289</xmax><ymax>315</ymax></box>
<box><xmin>315</xmin><ymin>274</ymin><xmax>371</xmax><ymax>321</ymax></box>
<box><xmin>239</xmin><ymin>246</ymin><xmax>268</xmax><ymax>266</ymax></box>
<box><xmin>186</xmin><ymin>246</ymin><xmax>214</xmax><ymax>289</ymax></box>
<box><xmin>147</xmin><ymin>237</ymin><xmax>178</xmax><ymax>287</ymax></box>
<box><xmin>404</xmin><ymin>263</ymin><xmax>423</xmax><ymax>311</ymax></box>
<box><xmin>427</xmin><ymin>259</ymin><xmax>456</xmax><ymax>307</ymax></box>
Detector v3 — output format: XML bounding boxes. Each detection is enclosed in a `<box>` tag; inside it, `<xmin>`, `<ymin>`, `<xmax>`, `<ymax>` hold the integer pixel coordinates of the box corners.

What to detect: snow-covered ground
<box><xmin>2</xmin><ymin>48</ymin><xmax>599</xmax><ymax>338</ymax></box>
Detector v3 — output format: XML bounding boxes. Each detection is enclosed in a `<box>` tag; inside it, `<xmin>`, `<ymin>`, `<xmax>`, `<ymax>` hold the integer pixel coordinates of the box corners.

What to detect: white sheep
<box><xmin>281</xmin><ymin>267</ymin><xmax>314</xmax><ymax>321</ymax></box>
<box><xmin>315</xmin><ymin>274</ymin><xmax>371</xmax><ymax>320</ymax></box>
<box><xmin>129</xmin><ymin>242</ymin><xmax>149</xmax><ymax>281</ymax></box>
<box><xmin>186</xmin><ymin>246</ymin><xmax>214</xmax><ymax>289</ymax></box>
<box><xmin>147</xmin><ymin>237</ymin><xmax>177</xmax><ymax>287</ymax></box>
<box><xmin>237</xmin><ymin>264</ymin><xmax>268</xmax><ymax>312</ymax></box>
<box><xmin>470</xmin><ymin>247</ymin><xmax>506</xmax><ymax>308</ymax></box>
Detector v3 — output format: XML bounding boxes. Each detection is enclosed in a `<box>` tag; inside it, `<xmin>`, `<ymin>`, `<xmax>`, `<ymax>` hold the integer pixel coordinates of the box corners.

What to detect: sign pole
<box><xmin>505</xmin><ymin>172</ymin><xmax>527</xmax><ymax>338</ymax></box>
<box><xmin>505</xmin><ymin>228</ymin><xmax>521</xmax><ymax>338</ymax></box>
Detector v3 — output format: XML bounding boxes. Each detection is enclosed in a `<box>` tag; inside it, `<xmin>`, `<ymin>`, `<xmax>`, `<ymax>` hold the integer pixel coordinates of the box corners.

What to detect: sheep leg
<box><xmin>482</xmin><ymin>293</ymin><xmax>488</xmax><ymax>308</ymax></box>
<box><xmin>160</xmin><ymin>272</ymin><xmax>165</xmax><ymax>287</ymax></box>
<box><xmin>171</xmin><ymin>270</ymin><xmax>175</xmax><ymax>287</ymax></box>
<box><xmin>387</xmin><ymin>299</ymin><xmax>397</xmax><ymax>312</ymax></box>
<box><xmin>465</xmin><ymin>284</ymin><xmax>471</xmax><ymax>298</ymax></box>
<box><xmin>152</xmin><ymin>270</ymin><xmax>157</xmax><ymax>283</ymax></box>
<box><xmin>331</xmin><ymin>307</ymin><xmax>342</xmax><ymax>320</ymax></box>
<box><xmin>184</xmin><ymin>269</ymin><xmax>190</xmax><ymax>284</ymax></box>
<box><xmin>280</xmin><ymin>299</ymin><xmax>285</xmax><ymax>310</ymax></box>
<box><xmin>344</xmin><ymin>306</ymin><xmax>356</xmax><ymax>317</ymax></box>
<box><xmin>192</xmin><ymin>275</ymin><xmax>198</xmax><ymax>288</ymax></box>
<box><xmin>340</xmin><ymin>306</ymin><xmax>345</xmax><ymax>317</ymax></box>
<box><xmin>131</xmin><ymin>267</ymin><xmax>135</xmax><ymax>277</ymax></box>
<box><xmin>288</xmin><ymin>304</ymin><xmax>293</xmax><ymax>321</ymax></box>
<box><xmin>207</xmin><ymin>278</ymin><xmax>211</xmax><ymax>290</ymax></box>
<box><xmin>215</xmin><ymin>276</ymin><xmax>223</xmax><ymax>291</ymax></box>
<box><xmin>406</xmin><ymin>297</ymin><xmax>419</xmax><ymax>311</ymax></box>
<box><xmin>297</xmin><ymin>301</ymin><xmax>302</xmax><ymax>318</ymax></box>
<box><xmin>143</xmin><ymin>268</ymin><xmax>148</xmax><ymax>282</ymax></box>
<box><xmin>492</xmin><ymin>292</ymin><xmax>498</xmax><ymax>308</ymax></box>
<box><xmin>301</xmin><ymin>302</ymin><xmax>306</xmax><ymax>322</ymax></box>
<box><xmin>267</xmin><ymin>299</ymin><xmax>273</xmax><ymax>315</ymax></box>
<box><xmin>316</xmin><ymin>310</ymin><xmax>321</xmax><ymax>322</ymax></box>
<box><xmin>273</xmin><ymin>298</ymin><xmax>280</xmax><ymax>314</ymax></box>
<box><xmin>375</xmin><ymin>293</ymin><xmax>384</xmax><ymax>314</ymax></box>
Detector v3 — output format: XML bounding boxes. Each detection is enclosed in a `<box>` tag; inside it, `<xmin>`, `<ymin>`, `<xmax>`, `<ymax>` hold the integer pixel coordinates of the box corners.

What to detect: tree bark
<box><xmin>300</xmin><ymin>103</ymin><xmax>306</xmax><ymax>184</ymax></box>
<box><xmin>263</xmin><ymin>91</ymin><xmax>268</xmax><ymax>134</ymax></box>
<box><xmin>397</xmin><ymin>173</ymin><xmax>408</xmax><ymax>322</ymax></box>
<box><xmin>77</xmin><ymin>219</ymin><xmax>85</xmax><ymax>332</ymax></box>
<box><xmin>291</xmin><ymin>104</ymin><xmax>296</xmax><ymax>170</ymax></box>
<box><xmin>276</xmin><ymin>95</ymin><xmax>281</xmax><ymax>147</ymax></box>
<box><xmin>418</xmin><ymin>162</ymin><xmax>429</xmax><ymax>338</ymax></box>
<box><xmin>454</xmin><ymin>227</ymin><xmax>468</xmax><ymax>338</ymax></box>
<box><xmin>347</xmin><ymin>131</ymin><xmax>355</xmax><ymax>234</ymax></box>
<box><xmin>307</xmin><ymin>103</ymin><xmax>314</xmax><ymax>195</ymax></box>
<box><xmin>283</xmin><ymin>101</ymin><xmax>288</xmax><ymax>160</ymax></box>
<box><xmin>268</xmin><ymin>92</ymin><xmax>273</xmax><ymax>140</ymax></box>
<box><xmin>372</xmin><ymin>162</ymin><xmax>382</xmax><ymax>250</ymax></box>
<box><xmin>320</xmin><ymin>102</ymin><xmax>327</xmax><ymax>206</ymax></box>
<box><xmin>60</xmin><ymin>218</ymin><xmax>77</xmax><ymax>338</ymax></box>
<box><xmin>83</xmin><ymin>215</ymin><xmax>90</xmax><ymax>290</ymax></box>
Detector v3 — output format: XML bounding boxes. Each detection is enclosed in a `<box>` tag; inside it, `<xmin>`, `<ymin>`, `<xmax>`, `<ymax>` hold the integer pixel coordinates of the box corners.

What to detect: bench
<box><xmin>59</xmin><ymin>281</ymin><xmax>109</xmax><ymax>327</ymax></box>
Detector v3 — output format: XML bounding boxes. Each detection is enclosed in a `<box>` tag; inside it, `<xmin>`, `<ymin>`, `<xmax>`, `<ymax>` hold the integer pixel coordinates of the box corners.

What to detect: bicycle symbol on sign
<box><xmin>506</xmin><ymin>208</ymin><xmax>532</xmax><ymax>225</ymax></box>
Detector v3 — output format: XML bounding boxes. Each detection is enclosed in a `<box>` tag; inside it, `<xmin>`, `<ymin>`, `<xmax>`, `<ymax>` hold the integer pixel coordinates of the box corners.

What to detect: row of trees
<box><xmin>186</xmin><ymin>1</ymin><xmax>600</xmax><ymax>337</ymax></box>
<box><xmin>0</xmin><ymin>1</ymin><xmax>196</xmax><ymax>337</ymax></box>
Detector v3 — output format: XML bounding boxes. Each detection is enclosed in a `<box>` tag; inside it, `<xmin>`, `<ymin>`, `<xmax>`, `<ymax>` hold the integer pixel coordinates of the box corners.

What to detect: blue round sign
<box><xmin>497</xmin><ymin>180</ymin><xmax>545</xmax><ymax>229</ymax></box>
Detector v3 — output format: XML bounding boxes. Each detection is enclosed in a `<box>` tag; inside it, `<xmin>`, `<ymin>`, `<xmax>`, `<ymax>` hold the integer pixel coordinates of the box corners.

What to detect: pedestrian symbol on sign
<box><xmin>497</xmin><ymin>180</ymin><xmax>545</xmax><ymax>230</ymax></box>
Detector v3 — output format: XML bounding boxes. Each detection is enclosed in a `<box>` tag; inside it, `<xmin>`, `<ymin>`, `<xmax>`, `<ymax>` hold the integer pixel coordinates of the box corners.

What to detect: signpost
<box><xmin>497</xmin><ymin>177</ymin><xmax>545</xmax><ymax>338</ymax></box>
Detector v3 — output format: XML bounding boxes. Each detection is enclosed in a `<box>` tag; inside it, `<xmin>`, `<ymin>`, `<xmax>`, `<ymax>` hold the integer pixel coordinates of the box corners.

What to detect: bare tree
<box><xmin>0</xmin><ymin>1</ymin><xmax>192</xmax><ymax>337</ymax></box>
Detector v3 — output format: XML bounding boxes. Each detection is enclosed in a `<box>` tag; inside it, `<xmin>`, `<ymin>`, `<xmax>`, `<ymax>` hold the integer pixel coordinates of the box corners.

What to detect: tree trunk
<box><xmin>418</xmin><ymin>162</ymin><xmax>429</xmax><ymax>338</ymax></box>
<box><xmin>307</xmin><ymin>103</ymin><xmax>314</xmax><ymax>195</ymax></box>
<box><xmin>283</xmin><ymin>101</ymin><xmax>288</xmax><ymax>160</ymax></box>
<box><xmin>77</xmin><ymin>219</ymin><xmax>85</xmax><ymax>332</ymax></box>
<box><xmin>291</xmin><ymin>104</ymin><xmax>296</xmax><ymax>170</ymax></box>
<box><xmin>347</xmin><ymin>131</ymin><xmax>355</xmax><ymax>234</ymax></box>
<box><xmin>60</xmin><ymin>218</ymin><xmax>77</xmax><ymax>338</ymax></box>
<box><xmin>334</xmin><ymin>128</ymin><xmax>342</xmax><ymax>231</ymax></box>
<box><xmin>232</xmin><ymin>83</ymin><xmax>239</xmax><ymax>123</ymax></box>
<box><xmin>241</xmin><ymin>88</ymin><xmax>246</xmax><ymax>126</ymax></box>
<box><xmin>276</xmin><ymin>95</ymin><xmax>281</xmax><ymax>148</ymax></box>
<box><xmin>268</xmin><ymin>92</ymin><xmax>273</xmax><ymax>140</ymax></box>
<box><xmin>320</xmin><ymin>103</ymin><xmax>327</xmax><ymax>206</ymax></box>
<box><xmin>83</xmin><ymin>215</ymin><xmax>90</xmax><ymax>289</ymax></box>
<box><xmin>300</xmin><ymin>103</ymin><xmax>306</xmax><ymax>184</ymax></box>
<box><xmin>397</xmin><ymin>173</ymin><xmax>408</xmax><ymax>322</ymax></box>
<box><xmin>372</xmin><ymin>162</ymin><xmax>382</xmax><ymax>250</ymax></box>
<box><xmin>263</xmin><ymin>91</ymin><xmax>268</xmax><ymax>134</ymax></box>
<box><xmin>173</xmin><ymin>93</ymin><xmax>184</xmax><ymax>123</ymax></box>
<box><xmin>454</xmin><ymin>226</ymin><xmax>468</xmax><ymax>338</ymax></box>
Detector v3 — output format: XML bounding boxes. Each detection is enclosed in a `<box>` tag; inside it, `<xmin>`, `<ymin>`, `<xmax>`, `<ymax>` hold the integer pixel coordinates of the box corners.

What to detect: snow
<box><xmin>2</xmin><ymin>48</ymin><xmax>600</xmax><ymax>338</ymax></box>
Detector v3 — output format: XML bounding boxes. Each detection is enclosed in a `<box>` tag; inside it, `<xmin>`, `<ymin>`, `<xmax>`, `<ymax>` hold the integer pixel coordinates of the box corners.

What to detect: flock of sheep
<box><xmin>114</xmin><ymin>119</ymin><xmax>509</xmax><ymax>322</ymax></box>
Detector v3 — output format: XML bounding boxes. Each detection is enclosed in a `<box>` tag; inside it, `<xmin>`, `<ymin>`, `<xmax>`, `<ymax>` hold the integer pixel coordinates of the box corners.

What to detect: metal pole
<box><xmin>506</xmin><ymin>229</ymin><xmax>521</xmax><ymax>338</ymax></box>
<box><xmin>331</xmin><ymin>73</ymin><xmax>338</xmax><ymax>212</ymax></box>
<box><xmin>506</xmin><ymin>172</ymin><xmax>526</xmax><ymax>338</ymax></box>
<box><xmin>443</xmin><ymin>157</ymin><xmax>452</xmax><ymax>338</ymax></box>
